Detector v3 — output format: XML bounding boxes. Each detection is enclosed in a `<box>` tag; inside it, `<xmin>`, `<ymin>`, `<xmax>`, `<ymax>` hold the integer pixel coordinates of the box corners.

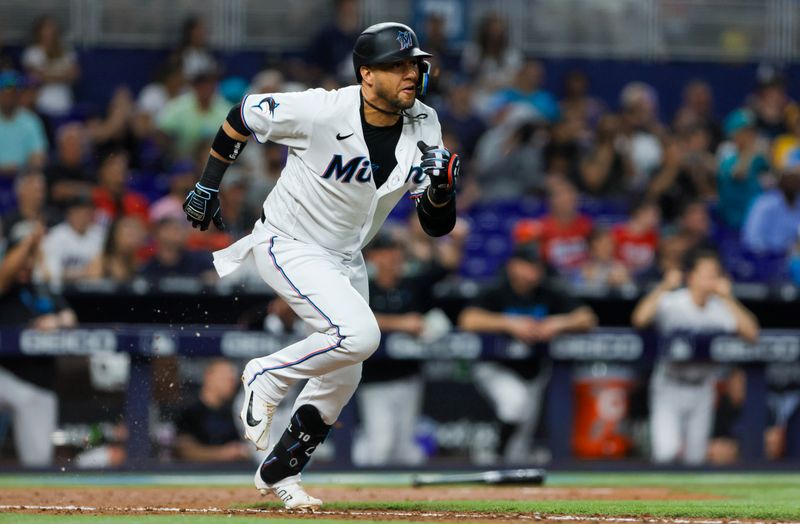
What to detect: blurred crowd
<box><xmin>1</xmin><ymin>3</ymin><xmax>800</xmax><ymax>469</ymax></box>
<box><xmin>1</xmin><ymin>8</ymin><xmax>800</xmax><ymax>295</ymax></box>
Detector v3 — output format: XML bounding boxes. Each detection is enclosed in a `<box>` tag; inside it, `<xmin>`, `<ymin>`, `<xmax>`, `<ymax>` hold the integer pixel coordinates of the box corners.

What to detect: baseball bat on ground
<box><xmin>411</xmin><ymin>468</ymin><xmax>546</xmax><ymax>487</ymax></box>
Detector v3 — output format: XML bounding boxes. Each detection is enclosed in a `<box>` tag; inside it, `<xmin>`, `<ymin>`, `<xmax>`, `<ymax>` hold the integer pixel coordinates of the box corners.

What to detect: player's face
<box><xmin>507</xmin><ymin>258</ymin><xmax>543</xmax><ymax>293</ymax></box>
<box><xmin>687</xmin><ymin>258</ymin><xmax>721</xmax><ymax>296</ymax></box>
<box><xmin>371</xmin><ymin>59</ymin><xmax>419</xmax><ymax>110</ymax></box>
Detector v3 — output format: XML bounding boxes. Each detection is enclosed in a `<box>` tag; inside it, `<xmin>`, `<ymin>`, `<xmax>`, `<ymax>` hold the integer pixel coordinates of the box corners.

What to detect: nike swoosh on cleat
<box><xmin>246</xmin><ymin>391</ymin><xmax>262</xmax><ymax>427</ymax></box>
<box><xmin>336</xmin><ymin>132</ymin><xmax>354</xmax><ymax>140</ymax></box>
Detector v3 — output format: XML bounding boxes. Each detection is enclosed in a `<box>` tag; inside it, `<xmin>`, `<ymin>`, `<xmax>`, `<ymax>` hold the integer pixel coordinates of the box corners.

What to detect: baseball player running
<box><xmin>182</xmin><ymin>22</ymin><xmax>459</xmax><ymax>510</ymax></box>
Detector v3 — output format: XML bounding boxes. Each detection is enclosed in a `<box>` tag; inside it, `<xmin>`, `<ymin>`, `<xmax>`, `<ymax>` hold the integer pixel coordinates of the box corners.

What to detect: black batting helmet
<box><xmin>353</xmin><ymin>22</ymin><xmax>432</xmax><ymax>95</ymax></box>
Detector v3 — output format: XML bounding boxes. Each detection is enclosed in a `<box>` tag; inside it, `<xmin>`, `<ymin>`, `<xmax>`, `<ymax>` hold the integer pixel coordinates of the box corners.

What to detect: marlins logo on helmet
<box><xmin>396</xmin><ymin>30</ymin><xmax>413</xmax><ymax>50</ymax></box>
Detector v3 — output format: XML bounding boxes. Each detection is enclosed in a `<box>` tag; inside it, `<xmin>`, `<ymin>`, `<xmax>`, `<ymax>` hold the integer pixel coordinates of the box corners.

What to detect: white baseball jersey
<box><xmin>650</xmin><ymin>288</ymin><xmax>738</xmax><ymax>464</ymax></box>
<box><xmin>213</xmin><ymin>85</ymin><xmax>440</xmax><ymax>277</ymax></box>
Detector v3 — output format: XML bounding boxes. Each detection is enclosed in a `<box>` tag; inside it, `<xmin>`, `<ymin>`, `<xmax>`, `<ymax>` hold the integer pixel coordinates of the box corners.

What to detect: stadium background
<box><xmin>0</xmin><ymin>0</ymin><xmax>799</xmax><ymax>475</ymax></box>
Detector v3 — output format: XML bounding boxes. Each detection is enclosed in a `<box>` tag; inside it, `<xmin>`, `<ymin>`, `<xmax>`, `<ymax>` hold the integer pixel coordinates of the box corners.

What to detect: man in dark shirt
<box><xmin>354</xmin><ymin>234</ymin><xmax>446</xmax><ymax>466</ymax></box>
<box><xmin>140</xmin><ymin>217</ymin><xmax>215</xmax><ymax>282</ymax></box>
<box><xmin>459</xmin><ymin>243</ymin><xmax>597</xmax><ymax>463</ymax></box>
<box><xmin>0</xmin><ymin>223</ymin><xmax>72</xmax><ymax>466</ymax></box>
<box><xmin>175</xmin><ymin>359</ymin><xmax>250</xmax><ymax>462</ymax></box>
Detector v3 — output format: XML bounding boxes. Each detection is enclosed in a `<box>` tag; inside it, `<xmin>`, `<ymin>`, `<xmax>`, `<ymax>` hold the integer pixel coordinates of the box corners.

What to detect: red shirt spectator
<box><xmin>613</xmin><ymin>225</ymin><xmax>658</xmax><ymax>274</ymax></box>
<box><xmin>612</xmin><ymin>200</ymin><xmax>661</xmax><ymax>274</ymax></box>
<box><xmin>514</xmin><ymin>178</ymin><xmax>592</xmax><ymax>273</ymax></box>
<box><xmin>91</xmin><ymin>150</ymin><xmax>149</xmax><ymax>223</ymax></box>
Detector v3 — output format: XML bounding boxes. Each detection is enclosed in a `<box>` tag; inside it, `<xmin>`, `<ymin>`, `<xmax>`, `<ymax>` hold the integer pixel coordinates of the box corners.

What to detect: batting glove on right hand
<box><xmin>183</xmin><ymin>183</ymin><xmax>225</xmax><ymax>231</ymax></box>
<box><xmin>417</xmin><ymin>141</ymin><xmax>460</xmax><ymax>203</ymax></box>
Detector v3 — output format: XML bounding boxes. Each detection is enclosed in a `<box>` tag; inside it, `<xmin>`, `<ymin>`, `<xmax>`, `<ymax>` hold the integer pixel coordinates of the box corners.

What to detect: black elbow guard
<box><xmin>227</xmin><ymin>104</ymin><xmax>250</xmax><ymax>136</ymax></box>
<box><xmin>210</xmin><ymin>105</ymin><xmax>250</xmax><ymax>162</ymax></box>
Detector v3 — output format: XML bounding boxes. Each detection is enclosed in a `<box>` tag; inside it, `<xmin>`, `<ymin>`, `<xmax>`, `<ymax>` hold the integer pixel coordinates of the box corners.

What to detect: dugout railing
<box><xmin>1</xmin><ymin>326</ymin><xmax>798</xmax><ymax>467</ymax></box>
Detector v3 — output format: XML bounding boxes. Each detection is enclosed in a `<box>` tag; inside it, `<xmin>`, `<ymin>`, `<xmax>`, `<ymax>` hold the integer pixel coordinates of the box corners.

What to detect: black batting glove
<box><xmin>183</xmin><ymin>183</ymin><xmax>225</xmax><ymax>231</ymax></box>
<box><xmin>417</xmin><ymin>141</ymin><xmax>460</xmax><ymax>204</ymax></box>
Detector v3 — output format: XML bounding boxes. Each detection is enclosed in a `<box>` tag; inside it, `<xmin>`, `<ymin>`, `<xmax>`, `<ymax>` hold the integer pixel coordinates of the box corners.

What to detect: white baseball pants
<box><xmin>649</xmin><ymin>367</ymin><xmax>715</xmax><ymax>465</ymax></box>
<box><xmin>472</xmin><ymin>362</ymin><xmax>550</xmax><ymax>464</ymax></box>
<box><xmin>242</xmin><ymin>233</ymin><xmax>380</xmax><ymax>425</ymax></box>
<box><xmin>353</xmin><ymin>376</ymin><xmax>425</xmax><ymax>466</ymax></box>
<box><xmin>0</xmin><ymin>366</ymin><xmax>58</xmax><ymax>466</ymax></box>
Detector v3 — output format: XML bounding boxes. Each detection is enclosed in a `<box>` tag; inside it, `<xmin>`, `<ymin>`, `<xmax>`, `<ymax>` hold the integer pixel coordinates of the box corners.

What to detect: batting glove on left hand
<box><xmin>417</xmin><ymin>141</ymin><xmax>460</xmax><ymax>203</ymax></box>
<box><xmin>183</xmin><ymin>183</ymin><xmax>226</xmax><ymax>231</ymax></box>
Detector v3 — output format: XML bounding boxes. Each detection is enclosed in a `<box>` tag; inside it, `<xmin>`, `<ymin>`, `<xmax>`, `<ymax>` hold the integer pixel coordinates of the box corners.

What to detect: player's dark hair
<box><xmin>683</xmin><ymin>247</ymin><xmax>721</xmax><ymax>273</ymax></box>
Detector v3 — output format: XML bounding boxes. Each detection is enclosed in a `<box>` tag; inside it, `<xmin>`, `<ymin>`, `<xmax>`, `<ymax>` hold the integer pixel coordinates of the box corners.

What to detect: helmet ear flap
<box><xmin>417</xmin><ymin>60</ymin><xmax>431</xmax><ymax>96</ymax></box>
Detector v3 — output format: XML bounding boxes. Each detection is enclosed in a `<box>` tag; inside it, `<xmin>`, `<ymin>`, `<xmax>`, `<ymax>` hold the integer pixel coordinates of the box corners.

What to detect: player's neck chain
<box><xmin>362</xmin><ymin>96</ymin><xmax>427</xmax><ymax>123</ymax></box>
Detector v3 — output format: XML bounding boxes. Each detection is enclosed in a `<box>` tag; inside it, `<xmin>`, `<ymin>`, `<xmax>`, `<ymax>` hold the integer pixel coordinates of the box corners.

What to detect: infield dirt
<box><xmin>0</xmin><ymin>485</ymin><xmax>724</xmax><ymax>521</ymax></box>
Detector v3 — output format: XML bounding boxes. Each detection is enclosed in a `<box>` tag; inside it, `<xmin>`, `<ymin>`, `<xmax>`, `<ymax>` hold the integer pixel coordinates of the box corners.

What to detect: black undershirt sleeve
<box><xmin>416</xmin><ymin>189</ymin><xmax>456</xmax><ymax>237</ymax></box>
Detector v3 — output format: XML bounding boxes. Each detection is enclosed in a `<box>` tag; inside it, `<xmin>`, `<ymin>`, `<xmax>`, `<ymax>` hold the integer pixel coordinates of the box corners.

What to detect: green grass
<box><xmin>239</xmin><ymin>473</ymin><xmax>800</xmax><ymax>520</ymax></box>
<box><xmin>2</xmin><ymin>472</ymin><xmax>800</xmax><ymax>522</ymax></box>
<box><xmin>0</xmin><ymin>517</ymin><xmax>430</xmax><ymax>524</ymax></box>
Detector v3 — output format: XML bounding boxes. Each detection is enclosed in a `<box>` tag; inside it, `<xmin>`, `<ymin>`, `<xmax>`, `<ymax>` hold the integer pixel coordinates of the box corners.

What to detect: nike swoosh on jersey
<box><xmin>246</xmin><ymin>391</ymin><xmax>262</xmax><ymax>427</ymax></box>
<box><xmin>336</xmin><ymin>132</ymin><xmax>354</xmax><ymax>140</ymax></box>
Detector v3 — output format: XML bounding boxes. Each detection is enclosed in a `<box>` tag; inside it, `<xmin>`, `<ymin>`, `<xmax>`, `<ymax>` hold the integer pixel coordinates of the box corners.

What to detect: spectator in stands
<box><xmin>139</xmin><ymin>217</ymin><xmax>215</xmax><ymax>282</ymax></box>
<box><xmin>85</xmin><ymin>215</ymin><xmax>147</xmax><ymax>282</ymax></box>
<box><xmin>86</xmin><ymin>86</ymin><xmax>139</xmax><ymax>165</ymax></box>
<box><xmin>647</xmin><ymin>126</ymin><xmax>716</xmax><ymax>222</ymax></box>
<box><xmin>513</xmin><ymin>178</ymin><xmax>593</xmax><ymax>277</ymax></box>
<box><xmin>491</xmin><ymin>60</ymin><xmax>560</xmax><ymax>123</ymax></box>
<box><xmin>544</xmin><ymin>118</ymin><xmax>583</xmax><ymax>188</ymax></box>
<box><xmin>619</xmin><ymin>82</ymin><xmax>664</xmax><ymax>192</ymax></box>
<box><xmin>641</xmin><ymin>200</ymin><xmax>714</xmax><ymax>283</ymax></box>
<box><xmin>171</xmin><ymin>15</ymin><xmax>218</xmax><ymax>82</ymax></box>
<box><xmin>91</xmin><ymin>150</ymin><xmax>149</xmax><ymax>224</ymax></box>
<box><xmin>354</xmin><ymin>234</ymin><xmax>446</xmax><ymax>466</ymax></box>
<box><xmin>306</xmin><ymin>0</ymin><xmax>361</xmax><ymax>84</ymax></box>
<box><xmin>150</xmin><ymin>161</ymin><xmax>197</xmax><ymax>223</ymax></box>
<box><xmin>0</xmin><ymin>71</ymin><xmax>47</xmax><ymax>177</ymax></box>
<box><xmin>559</xmin><ymin>70</ymin><xmax>605</xmax><ymax>130</ymax></box>
<box><xmin>717</xmin><ymin>108</ymin><xmax>768</xmax><ymax>230</ymax></box>
<box><xmin>438</xmin><ymin>81</ymin><xmax>487</xmax><ymax>159</ymax></box>
<box><xmin>612</xmin><ymin>200</ymin><xmax>660</xmax><ymax>277</ymax></box>
<box><xmin>476</xmin><ymin>118</ymin><xmax>546</xmax><ymax>202</ymax></box>
<box><xmin>749</xmin><ymin>68</ymin><xmax>795</xmax><ymax>139</ymax></box>
<box><xmin>157</xmin><ymin>66</ymin><xmax>229</xmax><ymax>160</ymax></box>
<box><xmin>418</xmin><ymin>12</ymin><xmax>460</xmax><ymax>93</ymax></box>
<box><xmin>631</xmin><ymin>248</ymin><xmax>759</xmax><ymax>464</ymax></box>
<box><xmin>577</xmin><ymin>113</ymin><xmax>633</xmax><ymax>197</ymax></box>
<box><xmin>574</xmin><ymin>228</ymin><xmax>631</xmax><ymax>290</ymax></box>
<box><xmin>673</xmin><ymin>80</ymin><xmax>721</xmax><ymax>149</ymax></box>
<box><xmin>134</xmin><ymin>58</ymin><xmax>185</xmax><ymax>139</ymax></box>
<box><xmin>40</xmin><ymin>194</ymin><xmax>105</xmax><ymax>287</ymax></box>
<box><xmin>1</xmin><ymin>171</ymin><xmax>56</xmax><ymax>245</ymax></box>
<box><xmin>459</xmin><ymin>243</ymin><xmax>597</xmax><ymax>463</ymax></box>
<box><xmin>45</xmin><ymin>122</ymin><xmax>96</xmax><ymax>207</ymax></box>
<box><xmin>461</xmin><ymin>12</ymin><xmax>522</xmax><ymax>100</ymax></box>
<box><xmin>21</xmin><ymin>15</ymin><xmax>79</xmax><ymax>119</ymax></box>
<box><xmin>742</xmin><ymin>150</ymin><xmax>800</xmax><ymax>254</ymax></box>
<box><xmin>175</xmin><ymin>358</ymin><xmax>250</xmax><ymax>462</ymax></box>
